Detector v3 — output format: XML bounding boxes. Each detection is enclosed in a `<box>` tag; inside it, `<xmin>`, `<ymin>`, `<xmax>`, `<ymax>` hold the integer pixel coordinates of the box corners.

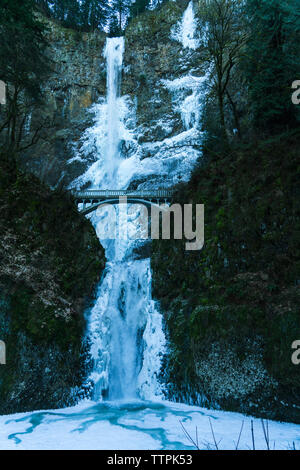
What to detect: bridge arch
<box><xmin>73</xmin><ymin>190</ymin><xmax>174</xmax><ymax>216</ymax></box>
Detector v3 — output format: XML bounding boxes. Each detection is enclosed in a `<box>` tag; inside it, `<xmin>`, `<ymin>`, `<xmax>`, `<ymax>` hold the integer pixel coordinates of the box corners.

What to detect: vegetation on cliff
<box><xmin>152</xmin><ymin>130</ymin><xmax>300</xmax><ymax>422</ymax></box>
<box><xmin>35</xmin><ymin>0</ymin><xmax>165</xmax><ymax>34</ymax></box>
<box><xmin>151</xmin><ymin>0</ymin><xmax>300</xmax><ymax>422</ymax></box>
<box><xmin>0</xmin><ymin>154</ymin><xmax>105</xmax><ymax>413</ymax></box>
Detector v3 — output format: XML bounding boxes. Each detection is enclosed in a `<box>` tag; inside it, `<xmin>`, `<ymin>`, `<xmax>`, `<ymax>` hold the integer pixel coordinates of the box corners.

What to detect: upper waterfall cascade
<box><xmin>171</xmin><ymin>1</ymin><xmax>199</xmax><ymax>50</ymax></box>
<box><xmin>104</xmin><ymin>38</ymin><xmax>125</xmax><ymax>180</ymax></box>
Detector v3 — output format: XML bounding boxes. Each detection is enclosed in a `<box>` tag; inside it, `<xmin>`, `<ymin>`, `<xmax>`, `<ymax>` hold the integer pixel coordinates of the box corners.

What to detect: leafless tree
<box><xmin>198</xmin><ymin>0</ymin><xmax>248</xmax><ymax>143</ymax></box>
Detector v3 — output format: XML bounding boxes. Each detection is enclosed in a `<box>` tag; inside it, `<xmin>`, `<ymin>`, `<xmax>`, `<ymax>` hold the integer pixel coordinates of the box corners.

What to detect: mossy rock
<box><xmin>0</xmin><ymin>156</ymin><xmax>105</xmax><ymax>413</ymax></box>
<box><xmin>151</xmin><ymin>130</ymin><xmax>300</xmax><ymax>423</ymax></box>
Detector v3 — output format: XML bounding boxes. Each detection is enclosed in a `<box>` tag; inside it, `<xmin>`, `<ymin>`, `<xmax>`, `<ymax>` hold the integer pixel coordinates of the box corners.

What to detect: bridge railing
<box><xmin>73</xmin><ymin>189</ymin><xmax>174</xmax><ymax>199</ymax></box>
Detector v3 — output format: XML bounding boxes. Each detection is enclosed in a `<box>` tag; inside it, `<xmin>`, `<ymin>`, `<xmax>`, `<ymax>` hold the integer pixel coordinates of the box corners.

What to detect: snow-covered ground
<box><xmin>0</xmin><ymin>400</ymin><xmax>299</xmax><ymax>450</ymax></box>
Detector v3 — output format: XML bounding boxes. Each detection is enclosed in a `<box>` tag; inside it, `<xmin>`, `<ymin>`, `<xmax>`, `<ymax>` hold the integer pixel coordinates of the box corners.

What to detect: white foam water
<box><xmin>69</xmin><ymin>28</ymin><xmax>210</xmax><ymax>402</ymax></box>
<box><xmin>76</xmin><ymin>37</ymin><xmax>167</xmax><ymax>402</ymax></box>
<box><xmin>64</xmin><ymin>0</ymin><xmax>217</xmax><ymax>405</ymax></box>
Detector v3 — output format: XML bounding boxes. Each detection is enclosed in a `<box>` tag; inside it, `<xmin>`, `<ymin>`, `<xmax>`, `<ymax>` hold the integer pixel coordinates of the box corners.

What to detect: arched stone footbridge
<box><xmin>73</xmin><ymin>189</ymin><xmax>174</xmax><ymax>215</ymax></box>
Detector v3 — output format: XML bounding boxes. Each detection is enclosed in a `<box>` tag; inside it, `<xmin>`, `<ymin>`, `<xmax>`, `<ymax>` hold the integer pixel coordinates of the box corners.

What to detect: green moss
<box><xmin>0</xmin><ymin>156</ymin><xmax>106</xmax><ymax>413</ymax></box>
<box><xmin>151</xmin><ymin>130</ymin><xmax>300</xmax><ymax>422</ymax></box>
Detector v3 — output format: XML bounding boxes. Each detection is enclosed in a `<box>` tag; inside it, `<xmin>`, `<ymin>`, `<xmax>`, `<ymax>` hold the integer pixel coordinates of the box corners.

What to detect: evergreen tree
<box><xmin>38</xmin><ymin>0</ymin><xmax>110</xmax><ymax>32</ymax></box>
<box><xmin>130</xmin><ymin>0</ymin><xmax>150</xmax><ymax>18</ymax></box>
<box><xmin>244</xmin><ymin>0</ymin><xmax>300</xmax><ymax>130</ymax></box>
<box><xmin>35</xmin><ymin>0</ymin><xmax>52</xmax><ymax>16</ymax></box>
<box><xmin>111</xmin><ymin>0</ymin><xmax>132</xmax><ymax>31</ymax></box>
<box><xmin>51</xmin><ymin>0</ymin><xmax>66</xmax><ymax>22</ymax></box>
<box><xmin>80</xmin><ymin>0</ymin><xmax>110</xmax><ymax>31</ymax></box>
<box><xmin>65</xmin><ymin>0</ymin><xmax>81</xmax><ymax>29</ymax></box>
<box><xmin>51</xmin><ymin>0</ymin><xmax>81</xmax><ymax>29</ymax></box>
<box><xmin>108</xmin><ymin>14</ymin><xmax>122</xmax><ymax>37</ymax></box>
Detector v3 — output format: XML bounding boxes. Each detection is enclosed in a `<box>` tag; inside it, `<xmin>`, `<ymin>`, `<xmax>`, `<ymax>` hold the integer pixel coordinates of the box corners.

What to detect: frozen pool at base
<box><xmin>0</xmin><ymin>400</ymin><xmax>299</xmax><ymax>450</ymax></box>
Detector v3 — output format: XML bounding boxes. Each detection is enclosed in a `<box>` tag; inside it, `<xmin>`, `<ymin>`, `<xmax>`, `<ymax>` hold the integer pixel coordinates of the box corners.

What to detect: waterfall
<box><xmin>70</xmin><ymin>25</ymin><xmax>208</xmax><ymax>403</ymax></box>
<box><xmin>171</xmin><ymin>1</ymin><xmax>199</xmax><ymax>50</ymax></box>
<box><xmin>82</xmin><ymin>37</ymin><xmax>166</xmax><ymax>401</ymax></box>
<box><xmin>104</xmin><ymin>38</ymin><xmax>124</xmax><ymax>179</ymax></box>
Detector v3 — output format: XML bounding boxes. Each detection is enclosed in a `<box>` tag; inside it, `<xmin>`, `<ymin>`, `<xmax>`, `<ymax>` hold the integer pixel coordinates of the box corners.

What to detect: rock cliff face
<box><xmin>23</xmin><ymin>0</ymin><xmax>205</xmax><ymax>190</ymax></box>
<box><xmin>23</xmin><ymin>20</ymin><xmax>107</xmax><ymax>187</ymax></box>
<box><xmin>151</xmin><ymin>131</ymin><xmax>300</xmax><ymax>423</ymax></box>
<box><xmin>123</xmin><ymin>1</ymin><xmax>202</xmax><ymax>143</ymax></box>
<box><xmin>0</xmin><ymin>156</ymin><xmax>105</xmax><ymax>413</ymax></box>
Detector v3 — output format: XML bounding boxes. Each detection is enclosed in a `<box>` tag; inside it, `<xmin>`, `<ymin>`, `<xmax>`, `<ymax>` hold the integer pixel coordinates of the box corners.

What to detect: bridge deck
<box><xmin>73</xmin><ymin>189</ymin><xmax>174</xmax><ymax>215</ymax></box>
<box><xmin>73</xmin><ymin>189</ymin><xmax>174</xmax><ymax>201</ymax></box>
